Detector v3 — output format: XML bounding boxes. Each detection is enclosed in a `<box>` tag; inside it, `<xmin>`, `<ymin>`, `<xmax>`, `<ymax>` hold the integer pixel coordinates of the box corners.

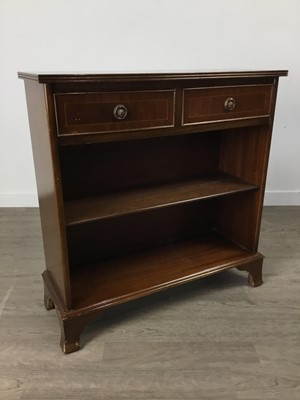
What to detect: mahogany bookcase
<box><xmin>19</xmin><ymin>70</ymin><xmax>287</xmax><ymax>353</ymax></box>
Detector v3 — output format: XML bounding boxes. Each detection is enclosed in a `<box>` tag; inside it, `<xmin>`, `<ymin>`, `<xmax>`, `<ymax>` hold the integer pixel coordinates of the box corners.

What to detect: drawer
<box><xmin>182</xmin><ymin>85</ymin><xmax>272</xmax><ymax>125</ymax></box>
<box><xmin>54</xmin><ymin>90</ymin><xmax>175</xmax><ymax>136</ymax></box>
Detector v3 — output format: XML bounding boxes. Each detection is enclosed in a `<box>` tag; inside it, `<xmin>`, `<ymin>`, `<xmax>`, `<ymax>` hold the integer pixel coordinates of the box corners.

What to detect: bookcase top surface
<box><xmin>18</xmin><ymin>70</ymin><xmax>288</xmax><ymax>83</ymax></box>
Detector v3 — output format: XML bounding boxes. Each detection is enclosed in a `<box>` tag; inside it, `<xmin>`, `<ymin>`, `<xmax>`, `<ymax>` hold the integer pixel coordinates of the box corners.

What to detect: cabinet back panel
<box><xmin>66</xmin><ymin>201</ymin><xmax>214</xmax><ymax>267</ymax></box>
<box><xmin>59</xmin><ymin>133</ymin><xmax>220</xmax><ymax>201</ymax></box>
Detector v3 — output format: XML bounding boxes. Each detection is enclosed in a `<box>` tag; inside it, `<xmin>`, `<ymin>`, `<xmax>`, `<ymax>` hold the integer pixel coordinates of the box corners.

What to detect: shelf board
<box><xmin>64</xmin><ymin>173</ymin><xmax>258</xmax><ymax>226</ymax></box>
<box><xmin>70</xmin><ymin>231</ymin><xmax>260</xmax><ymax>311</ymax></box>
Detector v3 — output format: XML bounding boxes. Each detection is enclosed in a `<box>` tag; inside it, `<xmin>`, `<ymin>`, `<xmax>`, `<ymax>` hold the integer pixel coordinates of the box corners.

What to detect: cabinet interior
<box><xmin>58</xmin><ymin>126</ymin><xmax>269</xmax><ymax>308</ymax></box>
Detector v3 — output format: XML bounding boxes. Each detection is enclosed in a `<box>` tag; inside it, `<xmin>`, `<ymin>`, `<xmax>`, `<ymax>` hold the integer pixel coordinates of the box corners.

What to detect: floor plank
<box><xmin>0</xmin><ymin>207</ymin><xmax>299</xmax><ymax>399</ymax></box>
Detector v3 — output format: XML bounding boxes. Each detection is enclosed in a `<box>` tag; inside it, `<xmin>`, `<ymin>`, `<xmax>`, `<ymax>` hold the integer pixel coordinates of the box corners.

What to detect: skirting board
<box><xmin>0</xmin><ymin>194</ymin><xmax>38</xmax><ymax>207</ymax></box>
<box><xmin>264</xmin><ymin>191</ymin><xmax>300</xmax><ymax>206</ymax></box>
<box><xmin>0</xmin><ymin>192</ymin><xmax>299</xmax><ymax>207</ymax></box>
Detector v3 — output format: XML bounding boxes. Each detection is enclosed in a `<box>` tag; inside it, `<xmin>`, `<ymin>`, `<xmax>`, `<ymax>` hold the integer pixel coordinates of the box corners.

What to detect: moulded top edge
<box><xmin>17</xmin><ymin>70</ymin><xmax>288</xmax><ymax>83</ymax></box>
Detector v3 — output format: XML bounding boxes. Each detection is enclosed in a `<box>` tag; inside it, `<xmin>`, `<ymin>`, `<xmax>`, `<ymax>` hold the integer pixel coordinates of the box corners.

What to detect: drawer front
<box><xmin>55</xmin><ymin>90</ymin><xmax>175</xmax><ymax>136</ymax></box>
<box><xmin>182</xmin><ymin>85</ymin><xmax>272</xmax><ymax>125</ymax></box>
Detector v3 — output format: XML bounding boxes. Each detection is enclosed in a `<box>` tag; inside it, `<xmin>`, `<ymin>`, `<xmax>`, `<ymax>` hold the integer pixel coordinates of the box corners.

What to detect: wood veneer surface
<box><xmin>70</xmin><ymin>231</ymin><xmax>255</xmax><ymax>310</ymax></box>
<box><xmin>64</xmin><ymin>173</ymin><xmax>258</xmax><ymax>225</ymax></box>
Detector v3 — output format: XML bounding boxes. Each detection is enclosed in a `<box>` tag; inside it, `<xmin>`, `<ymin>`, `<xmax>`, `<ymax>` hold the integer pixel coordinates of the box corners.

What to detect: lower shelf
<box><xmin>70</xmin><ymin>231</ymin><xmax>259</xmax><ymax>311</ymax></box>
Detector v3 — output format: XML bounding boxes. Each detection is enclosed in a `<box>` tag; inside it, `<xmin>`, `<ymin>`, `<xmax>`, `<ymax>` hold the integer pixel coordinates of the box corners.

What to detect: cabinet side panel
<box><xmin>217</xmin><ymin>79</ymin><xmax>279</xmax><ymax>251</ymax></box>
<box><xmin>23</xmin><ymin>80</ymin><xmax>71</xmax><ymax>309</ymax></box>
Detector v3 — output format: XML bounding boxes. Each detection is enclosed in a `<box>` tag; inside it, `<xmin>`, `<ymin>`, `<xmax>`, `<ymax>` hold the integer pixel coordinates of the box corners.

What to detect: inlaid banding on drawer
<box><xmin>54</xmin><ymin>90</ymin><xmax>175</xmax><ymax>136</ymax></box>
<box><xmin>182</xmin><ymin>85</ymin><xmax>272</xmax><ymax>126</ymax></box>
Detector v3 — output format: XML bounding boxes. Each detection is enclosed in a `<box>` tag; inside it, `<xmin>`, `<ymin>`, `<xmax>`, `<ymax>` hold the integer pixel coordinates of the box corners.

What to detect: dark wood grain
<box><xmin>217</xmin><ymin>78</ymin><xmax>278</xmax><ymax>252</ymax></box>
<box><xmin>55</xmin><ymin>90</ymin><xmax>175</xmax><ymax>136</ymax></box>
<box><xmin>17</xmin><ymin>70</ymin><xmax>288</xmax><ymax>83</ymax></box>
<box><xmin>66</xmin><ymin>201</ymin><xmax>214</xmax><ymax>266</ymax></box>
<box><xmin>59</xmin><ymin>133</ymin><xmax>220</xmax><ymax>201</ymax></box>
<box><xmin>23</xmin><ymin>80</ymin><xmax>71</xmax><ymax>308</ymax></box>
<box><xmin>57</xmin><ymin>115</ymin><xmax>271</xmax><ymax>146</ymax></box>
<box><xmin>183</xmin><ymin>85</ymin><xmax>272</xmax><ymax>125</ymax></box>
<box><xmin>18</xmin><ymin>70</ymin><xmax>287</xmax><ymax>353</ymax></box>
<box><xmin>64</xmin><ymin>173</ymin><xmax>258</xmax><ymax>226</ymax></box>
<box><xmin>70</xmin><ymin>231</ymin><xmax>262</xmax><ymax>311</ymax></box>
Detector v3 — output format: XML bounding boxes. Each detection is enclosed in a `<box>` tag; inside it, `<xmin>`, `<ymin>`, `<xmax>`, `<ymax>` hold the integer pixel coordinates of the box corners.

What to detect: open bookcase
<box><xmin>19</xmin><ymin>70</ymin><xmax>287</xmax><ymax>353</ymax></box>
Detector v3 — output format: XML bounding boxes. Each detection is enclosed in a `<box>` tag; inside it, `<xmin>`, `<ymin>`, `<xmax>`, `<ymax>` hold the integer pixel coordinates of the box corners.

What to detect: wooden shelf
<box><xmin>70</xmin><ymin>231</ymin><xmax>259</xmax><ymax>311</ymax></box>
<box><xmin>64</xmin><ymin>173</ymin><xmax>258</xmax><ymax>226</ymax></box>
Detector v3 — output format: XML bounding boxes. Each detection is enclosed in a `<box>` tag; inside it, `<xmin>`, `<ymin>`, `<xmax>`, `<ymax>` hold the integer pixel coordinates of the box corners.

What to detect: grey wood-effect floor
<box><xmin>0</xmin><ymin>207</ymin><xmax>299</xmax><ymax>399</ymax></box>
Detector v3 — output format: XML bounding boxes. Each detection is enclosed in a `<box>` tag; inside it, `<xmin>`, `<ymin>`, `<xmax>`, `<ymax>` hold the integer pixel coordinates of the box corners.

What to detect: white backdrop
<box><xmin>0</xmin><ymin>0</ymin><xmax>299</xmax><ymax>206</ymax></box>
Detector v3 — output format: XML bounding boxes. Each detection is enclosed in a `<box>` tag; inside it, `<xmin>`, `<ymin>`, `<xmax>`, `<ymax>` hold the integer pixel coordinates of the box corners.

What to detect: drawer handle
<box><xmin>113</xmin><ymin>104</ymin><xmax>128</xmax><ymax>120</ymax></box>
<box><xmin>224</xmin><ymin>97</ymin><xmax>236</xmax><ymax>111</ymax></box>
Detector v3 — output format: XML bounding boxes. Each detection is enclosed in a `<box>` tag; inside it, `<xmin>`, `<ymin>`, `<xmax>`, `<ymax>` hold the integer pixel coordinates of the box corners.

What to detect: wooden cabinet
<box><xmin>19</xmin><ymin>70</ymin><xmax>287</xmax><ymax>353</ymax></box>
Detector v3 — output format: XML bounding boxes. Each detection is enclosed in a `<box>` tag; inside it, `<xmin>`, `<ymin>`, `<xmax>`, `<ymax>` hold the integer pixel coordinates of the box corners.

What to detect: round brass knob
<box><xmin>224</xmin><ymin>97</ymin><xmax>236</xmax><ymax>111</ymax></box>
<box><xmin>113</xmin><ymin>104</ymin><xmax>128</xmax><ymax>120</ymax></box>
